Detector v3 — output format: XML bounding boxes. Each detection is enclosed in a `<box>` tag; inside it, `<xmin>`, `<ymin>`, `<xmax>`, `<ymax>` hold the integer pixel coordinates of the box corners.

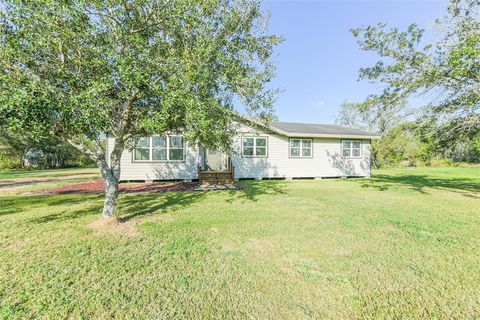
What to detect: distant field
<box><xmin>1</xmin><ymin>167</ymin><xmax>479</xmax><ymax>319</ymax></box>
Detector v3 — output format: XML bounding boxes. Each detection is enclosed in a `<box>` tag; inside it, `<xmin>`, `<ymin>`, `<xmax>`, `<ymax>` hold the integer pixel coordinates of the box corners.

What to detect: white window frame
<box><xmin>168</xmin><ymin>136</ymin><xmax>185</xmax><ymax>161</ymax></box>
<box><xmin>341</xmin><ymin>139</ymin><xmax>362</xmax><ymax>158</ymax></box>
<box><xmin>133</xmin><ymin>135</ymin><xmax>185</xmax><ymax>162</ymax></box>
<box><xmin>152</xmin><ymin>136</ymin><xmax>168</xmax><ymax>161</ymax></box>
<box><xmin>133</xmin><ymin>137</ymin><xmax>151</xmax><ymax>161</ymax></box>
<box><xmin>289</xmin><ymin>138</ymin><xmax>313</xmax><ymax>158</ymax></box>
<box><xmin>241</xmin><ymin>136</ymin><xmax>268</xmax><ymax>158</ymax></box>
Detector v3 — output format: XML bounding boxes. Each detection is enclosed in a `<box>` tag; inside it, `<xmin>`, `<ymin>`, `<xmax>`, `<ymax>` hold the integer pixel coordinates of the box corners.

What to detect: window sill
<box><xmin>289</xmin><ymin>156</ymin><xmax>314</xmax><ymax>159</ymax></box>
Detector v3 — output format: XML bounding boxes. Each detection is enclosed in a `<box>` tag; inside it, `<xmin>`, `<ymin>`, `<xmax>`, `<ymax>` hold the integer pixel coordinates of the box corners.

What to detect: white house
<box><xmin>106</xmin><ymin>119</ymin><xmax>378</xmax><ymax>182</ymax></box>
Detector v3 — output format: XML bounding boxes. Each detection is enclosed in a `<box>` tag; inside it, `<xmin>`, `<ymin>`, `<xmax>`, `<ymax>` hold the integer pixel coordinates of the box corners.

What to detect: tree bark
<box><xmin>68</xmin><ymin>136</ymin><xmax>125</xmax><ymax>219</ymax></box>
<box><xmin>95</xmin><ymin>91</ymin><xmax>136</xmax><ymax>218</ymax></box>
<box><xmin>96</xmin><ymin>137</ymin><xmax>124</xmax><ymax>219</ymax></box>
<box><xmin>101</xmin><ymin>164</ymin><xmax>119</xmax><ymax>218</ymax></box>
<box><xmin>67</xmin><ymin>92</ymin><xmax>135</xmax><ymax>219</ymax></box>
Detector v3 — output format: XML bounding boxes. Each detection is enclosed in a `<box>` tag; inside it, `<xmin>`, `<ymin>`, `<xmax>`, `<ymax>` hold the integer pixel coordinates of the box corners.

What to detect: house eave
<box><xmin>277</xmin><ymin>132</ymin><xmax>380</xmax><ymax>139</ymax></box>
<box><xmin>239</xmin><ymin>115</ymin><xmax>380</xmax><ymax>140</ymax></box>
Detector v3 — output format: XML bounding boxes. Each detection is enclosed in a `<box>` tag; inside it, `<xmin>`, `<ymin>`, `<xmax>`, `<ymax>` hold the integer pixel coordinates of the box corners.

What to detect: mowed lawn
<box><xmin>1</xmin><ymin>167</ymin><xmax>479</xmax><ymax>319</ymax></box>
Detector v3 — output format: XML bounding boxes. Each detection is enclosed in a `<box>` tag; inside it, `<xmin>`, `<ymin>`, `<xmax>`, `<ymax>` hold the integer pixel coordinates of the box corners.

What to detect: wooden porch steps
<box><xmin>199</xmin><ymin>171</ymin><xmax>234</xmax><ymax>185</ymax></box>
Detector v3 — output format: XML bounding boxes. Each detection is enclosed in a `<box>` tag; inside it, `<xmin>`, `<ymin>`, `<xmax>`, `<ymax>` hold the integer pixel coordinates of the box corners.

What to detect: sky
<box><xmin>257</xmin><ymin>0</ymin><xmax>449</xmax><ymax>124</ymax></box>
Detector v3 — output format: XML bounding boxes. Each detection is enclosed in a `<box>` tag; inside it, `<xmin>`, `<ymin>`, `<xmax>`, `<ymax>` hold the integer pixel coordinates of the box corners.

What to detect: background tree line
<box><xmin>0</xmin><ymin>128</ymin><xmax>94</xmax><ymax>169</ymax></box>
<box><xmin>336</xmin><ymin>101</ymin><xmax>480</xmax><ymax>167</ymax></box>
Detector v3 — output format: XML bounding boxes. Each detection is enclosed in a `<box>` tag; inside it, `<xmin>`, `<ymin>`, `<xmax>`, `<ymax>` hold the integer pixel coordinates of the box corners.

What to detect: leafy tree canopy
<box><xmin>0</xmin><ymin>0</ymin><xmax>281</xmax><ymax>217</ymax></box>
<box><xmin>336</xmin><ymin>96</ymin><xmax>406</xmax><ymax>135</ymax></box>
<box><xmin>351</xmin><ymin>0</ymin><xmax>480</xmax><ymax>142</ymax></box>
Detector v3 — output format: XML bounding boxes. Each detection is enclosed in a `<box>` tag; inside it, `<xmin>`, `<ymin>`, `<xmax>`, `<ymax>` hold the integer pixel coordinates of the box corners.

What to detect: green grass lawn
<box><xmin>1</xmin><ymin>167</ymin><xmax>479</xmax><ymax>319</ymax></box>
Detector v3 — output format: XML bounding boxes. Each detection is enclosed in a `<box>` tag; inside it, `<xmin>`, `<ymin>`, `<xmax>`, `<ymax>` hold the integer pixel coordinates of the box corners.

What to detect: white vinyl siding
<box><xmin>107</xmin><ymin>137</ymin><xmax>198</xmax><ymax>181</ymax></box>
<box><xmin>108</xmin><ymin>123</ymin><xmax>372</xmax><ymax>181</ymax></box>
<box><xmin>232</xmin><ymin>124</ymin><xmax>371</xmax><ymax>179</ymax></box>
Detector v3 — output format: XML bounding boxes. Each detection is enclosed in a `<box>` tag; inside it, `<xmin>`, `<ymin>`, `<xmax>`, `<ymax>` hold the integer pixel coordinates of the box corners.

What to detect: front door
<box><xmin>205</xmin><ymin>149</ymin><xmax>225</xmax><ymax>171</ymax></box>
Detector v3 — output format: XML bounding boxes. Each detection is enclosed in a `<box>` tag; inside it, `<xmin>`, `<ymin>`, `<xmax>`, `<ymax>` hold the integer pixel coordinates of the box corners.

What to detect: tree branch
<box><xmin>66</xmin><ymin>138</ymin><xmax>98</xmax><ymax>161</ymax></box>
<box><xmin>85</xmin><ymin>8</ymin><xmax>126</xmax><ymax>32</ymax></box>
<box><xmin>118</xmin><ymin>90</ymin><xmax>139</xmax><ymax>135</ymax></box>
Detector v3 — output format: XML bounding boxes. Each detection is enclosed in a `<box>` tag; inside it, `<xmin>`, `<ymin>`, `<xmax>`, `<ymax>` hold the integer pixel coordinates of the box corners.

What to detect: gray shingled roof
<box><xmin>269</xmin><ymin>121</ymin><xmax>377</xmax><ymax>138</ymax></box>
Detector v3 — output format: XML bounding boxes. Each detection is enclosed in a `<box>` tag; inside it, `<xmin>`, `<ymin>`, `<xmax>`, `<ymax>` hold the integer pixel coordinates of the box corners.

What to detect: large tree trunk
<box><xmin>68</xmin><ymin>137</ymin><xmax>125</xmax><ymax>219</ymax></box>
<box><xmin>101</xmin><ymin>165</ymin><xmax>119</xmax><ymax>218</ymax></box>
<box><xmin>97</xmin><ymin>138</ymin><xmax>124</xmax><ymax>219</ymax></box>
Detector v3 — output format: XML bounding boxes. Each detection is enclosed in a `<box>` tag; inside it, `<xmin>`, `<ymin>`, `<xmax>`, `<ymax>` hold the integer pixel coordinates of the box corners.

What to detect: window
<box><xmin>134</xmin><ymin>135</ymin><xmax>184</xmax><ymax>161</ymax></box>
<box><xmin>169</xmin><ymin>136</ymin><xmax>184</xmax><ymax>160</ymax></box>
<box><xmin>290</xmin><ymin>138</ymin><xmax>313</xmax><ymax>158</ymax></box>
<box><xmin>134</xmin><ymin>137</ymin><xmax>150</xmax><ymax>161</ymax></box>
<box><xmin>242</xmin><ymin>136</ymin><xmax>267</xmax><ymax>157</ymax></box>
<box><xmin>342</xmin><ymin>140</ymin><xmax>361</xmax><ymax>158</ymax></box>
<box><xmin>152</xmin><ymin>136</ymin><xmax>167</xmax><ymax>160</ymax></box>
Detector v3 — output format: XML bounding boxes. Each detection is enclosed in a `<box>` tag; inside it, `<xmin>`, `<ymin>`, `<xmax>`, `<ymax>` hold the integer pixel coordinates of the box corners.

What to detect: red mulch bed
<box><xmin>45</xmin><ymin>179</ymin><xmax>198</xmax><ymax>194</ymax></box>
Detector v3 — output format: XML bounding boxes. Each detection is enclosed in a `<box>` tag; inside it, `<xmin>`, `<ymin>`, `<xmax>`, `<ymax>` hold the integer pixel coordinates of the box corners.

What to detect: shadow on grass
<box><xmin>2</xmin><ymin>180</ymin><xmax>288</xmax><ymax>224</ymax></box>
<box><xmin>30</xmin><ymin>207</ymin><xmax>102</xmax><ymax>224</ymax></box>
<box><xmin>226</xmin><ymin>180</ymin><xmax>287</xmax><ymax>202</ymax></box>
<box><xmin>357</xmin><ymin>174</ymin><xmax>480</xmax><ymax>198</ymax></box>
<box><xmin>119</xmin><ymin>191</ymin><xmax>207</xmax><ymax>222</ymax></box>
<box><xmin>118</xmin><ymin>180</ymin><xmax>288</xmax><ymax>222</ymax></box>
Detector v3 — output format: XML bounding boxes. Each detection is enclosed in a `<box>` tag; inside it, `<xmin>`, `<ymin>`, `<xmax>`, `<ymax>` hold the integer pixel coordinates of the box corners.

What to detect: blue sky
<box><xmin>259</xmin><ymin>0</ymin><xmax>448</xmax><ymax>124</ymax></box>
